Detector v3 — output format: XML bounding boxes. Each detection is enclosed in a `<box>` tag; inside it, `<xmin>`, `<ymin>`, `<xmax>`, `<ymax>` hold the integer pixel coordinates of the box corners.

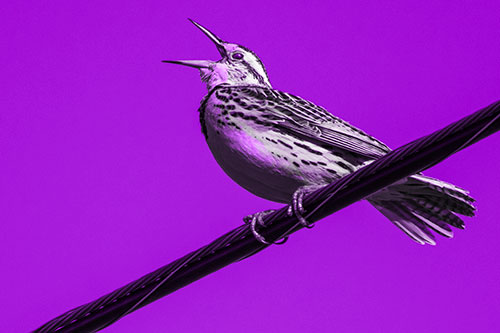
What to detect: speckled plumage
<box><xmin>165</xmin><ymin>20</ymin><xmax>476</xmax><ymax>245</ymax></box>
<box><xmin>199</xmin><ymin>85</ymin><xmax>386</xmax><ymax>202</ymax></box>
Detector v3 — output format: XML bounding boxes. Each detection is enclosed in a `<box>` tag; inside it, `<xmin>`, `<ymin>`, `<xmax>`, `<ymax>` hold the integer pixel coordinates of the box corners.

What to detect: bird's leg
<box><xmin>244</xmin><ymin>210</ymin><xmax>288</xmax><ymax>245</ymax></box>
<box><xmin>288</xmin><ymin>184</ymin><xmax>326</xmax><ymax>228</ymax></box>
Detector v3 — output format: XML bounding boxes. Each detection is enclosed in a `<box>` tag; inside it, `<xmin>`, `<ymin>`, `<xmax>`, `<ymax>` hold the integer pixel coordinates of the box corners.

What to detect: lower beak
<box><xmin>161</xmin><ymin>60</ymin><xmax>211</xmax><ymax>69</ymax></box>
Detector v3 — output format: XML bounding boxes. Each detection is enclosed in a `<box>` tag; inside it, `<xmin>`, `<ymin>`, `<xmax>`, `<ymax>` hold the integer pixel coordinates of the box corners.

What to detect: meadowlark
<box><xmin>163</xmin><ymin>19</ymin><xmax>475</xmax><ymax>245</ymax></box>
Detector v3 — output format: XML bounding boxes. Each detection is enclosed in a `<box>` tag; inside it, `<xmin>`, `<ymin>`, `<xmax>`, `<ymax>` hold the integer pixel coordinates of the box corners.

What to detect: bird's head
<box><xmin>163</xmin><ymin>19</ymin><xmax>272</xmax><ymax>91</ymax></box>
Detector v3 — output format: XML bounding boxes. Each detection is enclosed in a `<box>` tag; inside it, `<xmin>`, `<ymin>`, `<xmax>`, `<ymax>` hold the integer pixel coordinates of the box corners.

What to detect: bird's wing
<box><xmin>231</xmin><ymin>86</ymin><xmax>391</xmax><ymax>159</ymax></box>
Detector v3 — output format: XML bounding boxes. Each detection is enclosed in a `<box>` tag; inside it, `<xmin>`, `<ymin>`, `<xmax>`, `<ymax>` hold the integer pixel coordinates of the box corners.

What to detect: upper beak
<box><xmin>188</xmin><ymin>18</ymin><xmax>227</xmax><ymax>57</ymax></box>
<box><xmin>162</xmin><ymin>19</ymin><xmax>227</xmax><ymax>68</ymax></box>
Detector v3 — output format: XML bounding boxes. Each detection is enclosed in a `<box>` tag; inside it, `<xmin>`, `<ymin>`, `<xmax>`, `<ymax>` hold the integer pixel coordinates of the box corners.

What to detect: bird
<box><xmin>163</xmin><ymin>19</ymin><xmax>476</xmax><ymax>245</ymax></box>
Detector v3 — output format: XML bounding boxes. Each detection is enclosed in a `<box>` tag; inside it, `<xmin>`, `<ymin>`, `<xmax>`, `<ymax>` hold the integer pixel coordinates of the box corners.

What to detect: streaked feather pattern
<box><xmin>200</xmin><ymin>85</ymin><xmax>476</xmax><ymax>245</ymax></box>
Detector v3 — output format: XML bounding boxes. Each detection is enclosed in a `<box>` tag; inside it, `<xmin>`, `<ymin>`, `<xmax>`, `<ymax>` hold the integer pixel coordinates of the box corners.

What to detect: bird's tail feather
<box><xmin>369</xmin><ymin>174</ymin><xmax>476</xmax><ymax>245</ymax></box>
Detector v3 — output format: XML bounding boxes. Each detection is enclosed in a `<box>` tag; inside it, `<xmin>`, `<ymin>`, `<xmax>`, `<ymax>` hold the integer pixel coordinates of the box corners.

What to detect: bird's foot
<box><xmin>244</xmin><ymin>210</ymin><xmax>288</xmax><ymax>245</ymax></box>
<box><xmin>287</xmin><ymin>184</ymin><xmax>325</xmax><ymax>228</ymax></box>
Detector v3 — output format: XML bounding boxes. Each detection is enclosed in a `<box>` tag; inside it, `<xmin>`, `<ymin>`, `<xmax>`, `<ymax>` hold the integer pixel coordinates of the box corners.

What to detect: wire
<box><xmin>34</xmin><ymin>99</ymin><xmax>500</xmax><ymax>332</ymax></box>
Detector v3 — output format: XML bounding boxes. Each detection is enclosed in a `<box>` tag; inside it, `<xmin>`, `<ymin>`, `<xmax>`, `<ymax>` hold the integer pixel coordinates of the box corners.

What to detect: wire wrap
<box><xmin>35</xmin><ymin>100</ymin><xmax>500</xmax><ymax>332</ymax></box>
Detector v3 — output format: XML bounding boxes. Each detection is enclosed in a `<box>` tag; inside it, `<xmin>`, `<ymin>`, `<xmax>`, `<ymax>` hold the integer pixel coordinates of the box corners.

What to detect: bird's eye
<box><xmin>232</xmin><ymin>52</ymin><xmax>244</xmax><ymax>60</ymax></box>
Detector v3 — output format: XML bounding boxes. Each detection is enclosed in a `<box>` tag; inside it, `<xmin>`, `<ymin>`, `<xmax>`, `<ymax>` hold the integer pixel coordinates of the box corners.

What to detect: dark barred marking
<box><xmin>261</xmin><ymin>114</ymin><xmax>281</xmax><ymax>121</ymax></box>
<box><xmin>228</xmin><ymin>122</ymin><xmax>241</xmax><ymax>130</ymax></box>
<box><xmin>278</xmin><ymin>91</ymin><xmax>290</xmax><ymax>100</ymax></box>
<box><xmin>317</xmin><ymin>161</ymin><xmax>327</xmax><ymax>166</ymax></box>
<box><xmin>337</xmin><ymin>161</ymin><xmax>354</xmax><ymax>172</ymax></box>
<box><xmin>277</xmin><ymin>139</ymin><xmax>293</xmax><ymax>149</ymax></box>
<box><xmin>291</xmin><ymin>153</ymin><xmax>298</xmax><ymax>157</ymax></box>
<box><xmin>293</xmin><ymin>161</ymin><xmax>300</xmax><ymax>167</ymax></box>
<box><xmin>318</xmin><ymin>143</ymin><xmax>333</xmax><ymax>149</ymax></box>
<box><xmin>326</xmin><ymin>168</ymin><xmax>338</xmax><ymax>175</ymax></box>
<box><xmin>274</xmin><ymin>105</ymin><xmax>293</xmax><ymax>117</ymax></box>
<box><xmin>265</xmin><ymin>137</ymin><xmax>278</xmax><ymax>144</ymax></box>
<box><xmin>230</xmin><ymin>111</ymin><xmax>245</xmax><ymax>117</ymax></box>
<box><xmin>215</xmin><ymin>91</ymin><xmax>229</xmax><ymax>102</ymax></box>
<box><xmin>221</xmin><ymin>110</ymin><xmax>228</xmax><ymax>115</ymax></box>
<box><xmin>214</xmin><ymin>104</ymin><xmax>225</xmax><ymax>109</ymax></box>
<box><xmin>294</xmin><ymin>142</ymin><xmax>323</xmax><ymax>156</ymax></box>
<box><xmin>272</xmin><ymin>152</ymin><xmax>284</xmax><ymax>159</ymax></box>
<box><xmin>226</xmin><ymin>105</ymin><xmax>236</xmax><ymax>110</ymax></box>
<box><xmin>310</xmin><ymin>161</ymin><xmax>317</xmax><ymax>166</ymax></box>
<box><xmin>301</xmin><ymin>160</ymin><xmax>310</xmax><ymax>165</ymax></box>
<box><xmin>243</xmin><ymin>115</ymin><xmax>258</xmax><ymax>121</ymax></box>
<box><xmin>243</xmin><ymin>87</ymin><xmax>258</xmax><ymax>97</ymax></box>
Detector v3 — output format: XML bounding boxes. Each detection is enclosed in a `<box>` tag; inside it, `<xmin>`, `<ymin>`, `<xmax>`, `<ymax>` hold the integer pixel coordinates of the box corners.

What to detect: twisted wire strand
<box><xmin>36</xmin><ymin>225</ymin><xmax>255</xmax><ymax>332</ymax></box>
<box><xmin>35</xmin><ymin>100</ymin><xmax>500</xmax><ymax>332</ymax></box>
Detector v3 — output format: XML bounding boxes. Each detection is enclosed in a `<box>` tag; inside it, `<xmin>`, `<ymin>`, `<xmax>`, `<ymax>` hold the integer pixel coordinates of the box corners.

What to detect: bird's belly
<box><xmin>204</xmin><ymin>120</ymin><xmax>361</xmax><ymax>204</ymax></box>
<box><xmin>206</xmin><ymin>126</ymin><xmax>305</xmax><ymax>203</ymax></box>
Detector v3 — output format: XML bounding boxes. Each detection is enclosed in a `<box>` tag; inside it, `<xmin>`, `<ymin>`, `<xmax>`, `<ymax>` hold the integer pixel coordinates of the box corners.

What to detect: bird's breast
<box><xmin>200</xmin><ymin>93</ymin><xmax>306</xmax><ymax>202</ymax></box>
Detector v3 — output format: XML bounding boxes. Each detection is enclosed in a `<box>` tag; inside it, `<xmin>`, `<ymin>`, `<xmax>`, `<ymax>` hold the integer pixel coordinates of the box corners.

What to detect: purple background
<box><xmin>2</xmin><ymin>1</ymin><xmax>500</xmax><ymax>332</ymax></box>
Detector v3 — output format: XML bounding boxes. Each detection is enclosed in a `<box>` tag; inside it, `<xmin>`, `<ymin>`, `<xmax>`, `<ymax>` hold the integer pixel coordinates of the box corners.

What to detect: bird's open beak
<box><xmin>162</xmin><ymin>19</ymin><xmax>227</xmax><ymax>68</ymax></box>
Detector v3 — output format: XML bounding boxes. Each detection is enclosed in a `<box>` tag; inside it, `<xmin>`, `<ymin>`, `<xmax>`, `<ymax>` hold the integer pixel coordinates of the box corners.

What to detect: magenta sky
<box><xmin>2</xmin><ymin>1</ymin><xmax>500</xmax><ymax>332</ymax></box>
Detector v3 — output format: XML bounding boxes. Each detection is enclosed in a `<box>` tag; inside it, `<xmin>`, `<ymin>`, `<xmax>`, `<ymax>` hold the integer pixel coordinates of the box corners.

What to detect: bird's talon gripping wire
<box><xmin>244</xmin><ymin>210</ymin><xmax>288</xmax><ymax>245</ymax></box>
<box><xmin>288</xmin><ymin>185</ymin><xmax>325</xmax><ymax>229</ymax></box>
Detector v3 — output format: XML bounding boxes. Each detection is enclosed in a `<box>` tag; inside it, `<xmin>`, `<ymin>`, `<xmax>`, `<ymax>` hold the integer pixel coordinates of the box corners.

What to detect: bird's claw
<box><xmin>288</xmin><ymin>185</ymin><xmax>324</xmax><ymax>228</ymax></box>
<box><xmin>244</xmin><ymin>210</ymin><xmax>288</xmax><ymax>245</ymax></box>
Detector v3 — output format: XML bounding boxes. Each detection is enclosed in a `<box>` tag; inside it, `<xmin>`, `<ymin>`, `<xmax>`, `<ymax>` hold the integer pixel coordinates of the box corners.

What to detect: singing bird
<box><xmin>163</xmin><ymin>19</ymin><xmax>475</xmax><ymax>245</ymax></box>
